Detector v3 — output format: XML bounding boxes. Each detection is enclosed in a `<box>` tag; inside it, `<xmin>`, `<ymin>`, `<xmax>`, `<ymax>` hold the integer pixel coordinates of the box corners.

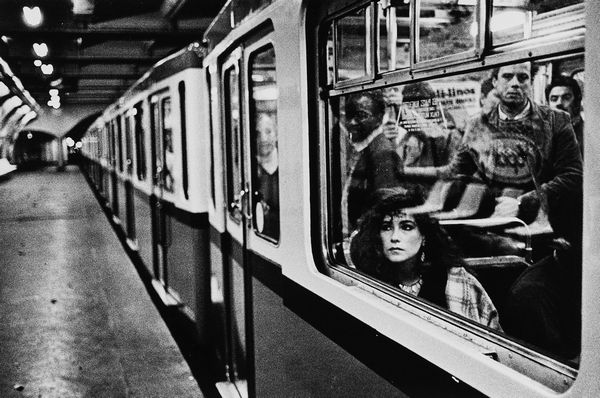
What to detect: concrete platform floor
<box><xmin>0</xmin><ymin>166</ymin><xmax>203</xmax><ymax>397</ymax></box>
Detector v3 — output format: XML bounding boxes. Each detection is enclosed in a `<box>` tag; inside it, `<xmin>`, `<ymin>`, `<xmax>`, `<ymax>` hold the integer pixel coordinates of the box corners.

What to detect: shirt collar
<box><xmin>257</xmin><ymin>148</ymin><xmax>278</xmax><ymax>175</ymax></box>
<box><xmin>498</xmin><ymin>100</ymin><xmax>531</xmax><ymax>120</ymax></box>
<box><xmin>352</xmin><ymin>126</ymin><xmax>383</xmax><ymax>152</ymax></box>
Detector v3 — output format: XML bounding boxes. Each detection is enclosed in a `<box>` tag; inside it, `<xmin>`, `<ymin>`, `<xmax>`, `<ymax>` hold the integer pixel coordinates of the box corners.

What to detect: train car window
<box><xmin>491</xmin><ymin>0</ymin><xmax>584</xmax><ymax>46</ymax></box>
<box><xmin>336</xmin><ymin>4</ymin><xmax>372</xmax><ymax>82</ymax></box>
<box><xmin>224</xmin><ymin>63</ymin><xmax>243</xmax><ymax>223</ymax></box>
<box><xmin>206</xmin><ymin>69</ymin><xmax>216</xmax><ymax>208</ymax></box>
<box><xmin>327</xmin><ymin>55</ymin><xmax>584</xmax><ymax>365</ymax></box>
<box><xmin>124</xmin><ymin>113</ymin><xmax>133</xmax><ymax>175</ymax></box>
<box><xmin>417</xmin><ymin>0</ymin><xmax>477</xmax><ymax>62</ymax></box>
<box><xmin>134</xmin><ymin>103</ymin><xmax>146</xmax><ymax>181</ymax></box>
<box><xmin>248</xmin><ymin>44</ymin><xmax>279</xmax><ymax>242</ymax></box>
<box><xmin>178</xmin><ymin>81</ymin><xmax>189</xmax><ymax>200</ymax></box>
<box><xmin>378</xmin><ymin>0</ymin><xmax>410</xmax><ymax>72</ymax></box>
<box><xmin>116</xmin><ymin>117</ymin><xmax>124</xmax><ymax>172</ymax></box>
<box><xmin>161</xmin><ymin>97</ymin><xmax>175</xmax><ymax>192</ymax></box>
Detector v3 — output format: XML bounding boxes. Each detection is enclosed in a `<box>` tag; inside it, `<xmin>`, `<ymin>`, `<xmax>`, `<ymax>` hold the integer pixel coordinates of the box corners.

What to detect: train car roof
<box><xmin>203</xmin><ymin>0</ymin><xmax>274</xmax><ymax>49</ymax></box>
<box><xmin>106</xmin><ymin>43</ymin><xmax>205</xmax><ymax>113</ymax></box>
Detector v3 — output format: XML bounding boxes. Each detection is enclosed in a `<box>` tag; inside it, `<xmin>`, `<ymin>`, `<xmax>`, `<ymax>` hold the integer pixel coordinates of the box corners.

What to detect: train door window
<box><xmin>124</xmin><ymin>112</ymin><xmax>133</xmax><ymax>175</ymax></box>
<box><xmin>336</xmin><ymin>4</ymin><xmax>373</xmax><ymax>83</ymax></box>
<box><xmin>206</xmin><ymin>68</ymin><xmax>217</xmax><ymax>207</ymax></box>
<box><xmin>417</xmin><ymin>0</ymin><xmax>478</xmax><ymax>62</ymax></box>
<box><xmin>378</xmin><ymin>0</ymin><xmax>410</xmax><ymax>72</ymax></box>
<box><xmin>116</xmin><ymin>117</ymin><xmax>124</xmax><ymax>172</ymax></box>
<box><xmin>248</xmin><ymin>44</ymin><xmax>279</xmax><ymax>242</ymax></box>
<box><xmin>178</xmin><ymin>81</ymin><xmax>189</xmax><ymax>200</ymax></box>
<box><xmin>134</xmin><ymin>102</ymin><xmax>146</xmax><ymax>181</ymax></box>
<box><xmin>107</xmin><ymin>122</ymin><xmax>114</xmax><ymax>166</ymax></box>
<box><xmin>161</xmin><ymin>97</ymin><xmax>175</xmax><ymax>192</ymax></box>
<box><xmin>491</xmin><ymin>0</ymin><xmax>584</xmax><ymax>46</ymax></box>
<box><xmin>224</xmin><ymin>59</ymin><xmax>243</xmax><ymax>223</ymax></box>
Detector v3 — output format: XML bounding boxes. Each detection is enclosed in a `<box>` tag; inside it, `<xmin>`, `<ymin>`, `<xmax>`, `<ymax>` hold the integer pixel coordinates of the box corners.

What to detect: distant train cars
<box><xmin>80</xmin><ymin>1</ymin><xmax>600</xmax><ymax>397</ymax></box>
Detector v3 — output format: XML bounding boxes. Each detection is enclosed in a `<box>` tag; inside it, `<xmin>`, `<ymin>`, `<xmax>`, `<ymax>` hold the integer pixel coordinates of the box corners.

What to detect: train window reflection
<box><xmin>418</xmin><ymin>0</ymin><xmax>477</xmax><ymax>62</ymax></box>
<box><xmin>491</xmin><ymin>0</ymin><xmax>584</xmax><ymax>46</ymax></box>
<box><xmin>336</xmin><ymin>5</ymin><xmax>371</xmax><ymax>82</ymax></box>
<box><xmin>224</xmin><ymin>64</ymin><xmax>243</xmax><ymax>222</ymax></box>
<box><xmin>378</xmin><ymin>1</ymin><xmax>410</xmax><ymax>72</ymax></box>
<box><xmin>161</xmin><ymin>98</ymin><xmax>174</xmax><ymax>192</ymax></box>
<box><xmin>249</xmin><ymin>45</ymin><xmax>279</xmax><ymax>242</ymax></box>
<box><xmin>330</xmin><ymin>56</ymin><xmax>583</xmax><ymax>363</ymax></box>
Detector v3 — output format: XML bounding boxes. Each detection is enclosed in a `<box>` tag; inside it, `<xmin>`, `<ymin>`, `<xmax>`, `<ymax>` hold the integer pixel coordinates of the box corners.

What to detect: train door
<box><xmin>149</xmin><ymin>91</ymin><xmax>172</xmax><ymax>286</ymax></box>
<box><xmin>220</xmin><ymin>49</ymin><xmax>252</xmax><ymax>396</ymax></box>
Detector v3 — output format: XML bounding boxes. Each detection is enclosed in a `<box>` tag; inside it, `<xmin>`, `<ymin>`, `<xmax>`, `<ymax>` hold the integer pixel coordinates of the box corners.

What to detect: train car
<box><xmin>81</xmin><ymin>0</ymin><xmax>600</xmax><ymax>396</ymax></box>
<box><xmin>81</xmin><ymin>43</ymin><xmax>212</xmax><ymax>320</ymax></box>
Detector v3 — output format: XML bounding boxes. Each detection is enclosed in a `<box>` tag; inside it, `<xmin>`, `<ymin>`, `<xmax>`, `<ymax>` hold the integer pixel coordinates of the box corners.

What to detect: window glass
<box><xmin>134</xmin><ymin>103</ymin><xmax>146</xmax><ymax>181</ymax></box>
<box><xmin>116</xmin><ymin>118</ymin><xmax>123</xmax><ymax>172</ymax></box>
<box><xmin>206</xmin><ymin>70</ymin><xmax>216</xmax><ymax>207</ymax></box>
<box><xmin>328</xmin><ymin>57</ymin><xmax>583</xmax><ymax>364</ymax></box>
<box><xmin>179</xmin><ymin>81</ymin><xmax>189</xmax><ymax>200</ymax></box>
<box><xmin>249</xmin><ymin>45</ymin><xmax>279</xmax><ymax>242</ymax></box>
<box><xmin>418</xmin><ymin>0</ymin><xmax>477</xmax><ymax>62</ymax></box>
<box><xmin>161</xmin><ymin>98</ymin><xmax>174</xmax><ymax>192</ymax></box>
<box><xmin>492</xmin><ymin>0</ymin><xmax>584</xmax><ymax>46</ymax></box>
<box><xmin>224</xmin><ymin>65</ymin><xmax>243</xmax><ymax>222</ymax></box>
<box><xmin>336</xmin><ymin>6</ymin><xmax>371</xmax><ymax>81</ymax></box>
<box><xmin>378</xmin><ymin>0</ymin><xmax>410</xmax><ymax>72</ymax></box>
<box><xmin>124</xmin><ymin>114</ymin><xmax>133</xmax><ymax>174</ymax></box>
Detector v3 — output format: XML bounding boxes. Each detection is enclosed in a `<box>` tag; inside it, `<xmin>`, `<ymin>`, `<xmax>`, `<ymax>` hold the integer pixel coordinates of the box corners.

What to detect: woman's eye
<box><xmin>381</xmin><ymin>223</ymin><xmax>392</xmax><ymax>231</ymax></box>
<box><xmin>400</xmin><ymin>222</ymin><xmax>416</xmax><ymax>231</ymax></box>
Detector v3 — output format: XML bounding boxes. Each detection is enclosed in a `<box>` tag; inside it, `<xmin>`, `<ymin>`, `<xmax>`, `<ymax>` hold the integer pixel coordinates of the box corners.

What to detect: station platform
<box><xmin>0</xmin><ymin>166</ymin><xmax>204</xmax><ymax>397</ymax></box>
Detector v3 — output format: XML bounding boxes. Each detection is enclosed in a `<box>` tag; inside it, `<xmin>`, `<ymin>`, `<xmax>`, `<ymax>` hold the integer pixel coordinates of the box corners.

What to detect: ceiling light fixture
<box><xmin>33</xmin><ymin>42</ymin><xmax>48</xmax><ymax>57</ymax></box>
<box><xmin>22</xmin><ymin>6</ymin><xmax>43</xmax><ymax>27</ymax></box>
<box><xmin>41</xmin><ymin>64</ymin><xmax>54</xmax><ymax>75</ymax></box>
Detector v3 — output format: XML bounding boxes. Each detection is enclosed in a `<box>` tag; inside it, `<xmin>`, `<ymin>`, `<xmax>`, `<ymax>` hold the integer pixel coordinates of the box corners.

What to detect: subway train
<box><xmin>79</xmin><ymin>0</ymin><xmax>600</xmax><ymax>396</ymax></box>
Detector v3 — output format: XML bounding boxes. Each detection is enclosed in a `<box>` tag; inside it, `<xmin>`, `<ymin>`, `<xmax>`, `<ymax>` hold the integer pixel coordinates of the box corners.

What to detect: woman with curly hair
<box><xmin>349</xmin><ymin>188</ymin><xmax>501</xmax><ymax>330</ymax></box>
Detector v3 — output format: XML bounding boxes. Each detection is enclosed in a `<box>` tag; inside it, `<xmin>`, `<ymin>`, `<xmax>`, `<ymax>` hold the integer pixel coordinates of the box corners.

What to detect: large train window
<box><xmin>319</xmin><ymin>0</ymin><xmax>585</xmax><ymax>386</ymax></box>
<box><xmin>248</xmin><ymin>44</ymin><xmax>279</xmax><ymax>242</ymax></box>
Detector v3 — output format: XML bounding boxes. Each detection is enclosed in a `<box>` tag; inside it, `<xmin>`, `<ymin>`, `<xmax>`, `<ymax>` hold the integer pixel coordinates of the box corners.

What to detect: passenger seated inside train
<box><xmin>348</xmin><ymin>188</ymin><xmax>502</xmax><ymax>331</ymax></box>
<box><xmin>503</xmin><ymin>190</ymin><xmax>582</xmax><ymax>363</ymax></box>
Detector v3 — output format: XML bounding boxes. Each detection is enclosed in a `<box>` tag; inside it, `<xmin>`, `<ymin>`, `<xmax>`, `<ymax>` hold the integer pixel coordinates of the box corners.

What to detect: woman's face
<box><xmin>379</xmin><ymin>212</ymin><xmax>423</xmax><ymax>264</ymax></box>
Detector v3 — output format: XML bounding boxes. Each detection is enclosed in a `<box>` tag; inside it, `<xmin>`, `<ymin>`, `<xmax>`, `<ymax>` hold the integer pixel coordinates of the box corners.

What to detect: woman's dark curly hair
<box><xmin>350</xmin><ymin>189</ymin><xmax>466</xmax><ymax>308</ymax></box>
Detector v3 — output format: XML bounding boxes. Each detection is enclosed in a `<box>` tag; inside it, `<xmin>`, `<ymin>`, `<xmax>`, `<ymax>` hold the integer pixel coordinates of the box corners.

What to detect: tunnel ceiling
<box><xmin>0</xmin><ymin>0</ymin><xmax>225</xmax><ymax>108</ymax></box>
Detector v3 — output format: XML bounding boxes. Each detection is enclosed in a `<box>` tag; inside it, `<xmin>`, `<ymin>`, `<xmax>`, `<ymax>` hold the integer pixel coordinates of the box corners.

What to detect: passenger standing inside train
<box><xmin>546</xmin><ymin>76</ymin><xmax>584</xmax><ymax>156</ymax></box>
<box><xmin>342</xmin><ymin>90</ymin><xmax>404</xmax><ymax>235</ymax></box>
<box><xmin>403</xmin><ymin>62</ymin><xmax>583</xmax><ymax>224</ymax></box>
<box><xmin>349</xmin><ymin>188</ymin><xmax>501</xmax><ymax>330</ymax></box>
<box><xmin>254</xmin><ymin>113</ymin><xmax>279</xmax><ymax>239</ymax></box>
